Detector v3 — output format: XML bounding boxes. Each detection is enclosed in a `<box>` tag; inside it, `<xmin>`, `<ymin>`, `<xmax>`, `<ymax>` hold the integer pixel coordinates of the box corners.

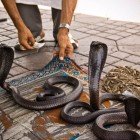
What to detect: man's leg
<box><xmin>51</xmin><ymin>8</ymin><xmax>78</xmax><ymax>49</ymax></box>
<box><xmin>16</xmin><ymin>3</ymin><xmax>42</xmax><ymax>38</ymax></box>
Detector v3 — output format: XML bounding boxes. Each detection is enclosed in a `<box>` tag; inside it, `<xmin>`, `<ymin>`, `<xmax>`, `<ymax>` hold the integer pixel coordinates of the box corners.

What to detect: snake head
<box><xmin>124</xmin><ymin>96</ymin><xmax>140</xmax><ymax>128</ymax></box>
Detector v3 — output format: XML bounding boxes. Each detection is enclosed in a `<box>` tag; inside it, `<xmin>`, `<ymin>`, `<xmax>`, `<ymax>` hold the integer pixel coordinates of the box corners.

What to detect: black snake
<box><xmin>0</xmin><ymin>43</ymin><xmax>139</xmax><ymax>140</ymax></box>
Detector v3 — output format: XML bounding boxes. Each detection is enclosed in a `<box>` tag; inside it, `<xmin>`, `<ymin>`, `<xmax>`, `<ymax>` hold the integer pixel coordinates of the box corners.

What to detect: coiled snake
<box><xmin>0</xmin><ymin>43</ymin><xmax>139</xmax><ymax>140</ymax></box>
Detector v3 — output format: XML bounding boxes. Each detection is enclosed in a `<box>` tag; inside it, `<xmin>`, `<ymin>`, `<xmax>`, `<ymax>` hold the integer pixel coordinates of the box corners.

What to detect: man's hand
<box><xmin>57</xmin><ymin>28</ymin><xmax>73</xmax><ymax>60</ymax></box>
<box><xmin>18</xmin><ymin>27</ymin><xmax>35</xmax><ymax>49</ymax></box>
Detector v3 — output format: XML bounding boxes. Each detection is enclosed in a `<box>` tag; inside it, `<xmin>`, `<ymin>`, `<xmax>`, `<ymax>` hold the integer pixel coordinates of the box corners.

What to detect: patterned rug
<box><xmin>0</xmin><ymin>57</ymin><xmax>139</xmax><ymax>140</ymax></box>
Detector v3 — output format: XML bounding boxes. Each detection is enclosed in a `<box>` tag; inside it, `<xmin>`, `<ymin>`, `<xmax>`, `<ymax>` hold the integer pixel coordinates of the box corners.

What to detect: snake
<box><xmin>0</xmin><ymin>44</ymin><xmax>83</xmax><ymax>110</ymax></box>
<box><xmin>61</xmin><ymin>41</ymin><xmax>140</xmax><ymax>140</ymax></box>
<box><xmin>0</xmin><ymin>42</ymin><xmax>140</xmax><ymax>140</ymax></box>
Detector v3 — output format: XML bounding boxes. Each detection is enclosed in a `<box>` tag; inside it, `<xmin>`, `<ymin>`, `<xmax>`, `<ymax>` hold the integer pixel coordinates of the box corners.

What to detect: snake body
<box><xmin>61</xmin><ymin>42</ymin><xmax>140</xmax><ymax>140</ymax></box>
<box><xmin>0</xmin><ymin>42</ymin><xmax>140</xmax><ymax>140</ymax></box>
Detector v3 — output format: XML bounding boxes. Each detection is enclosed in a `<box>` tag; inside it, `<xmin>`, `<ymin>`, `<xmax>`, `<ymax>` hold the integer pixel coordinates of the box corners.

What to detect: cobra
<box><xmin>0</xmin><ymin>42</ymin><xmax>140</xmax><ymax>140</ymax></box>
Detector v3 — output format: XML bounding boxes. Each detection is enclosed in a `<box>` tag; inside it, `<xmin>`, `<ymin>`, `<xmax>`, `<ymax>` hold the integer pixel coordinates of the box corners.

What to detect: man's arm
<box><xmin>57</xmin><ymin>0</ymin><xmax>78</xmax><ymax>60</ymax></box>
<box><xmin>1</xmin><ymin>0</ymin><xmax>35</xmax><ymax>49</ymax></box>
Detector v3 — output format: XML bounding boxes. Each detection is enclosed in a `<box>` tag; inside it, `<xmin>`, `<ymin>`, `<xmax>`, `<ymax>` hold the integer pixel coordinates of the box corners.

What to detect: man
<box><xmin>2</xmin><ymin>0</ymin><xmax>78</xmax><ymax>60</ymax></box>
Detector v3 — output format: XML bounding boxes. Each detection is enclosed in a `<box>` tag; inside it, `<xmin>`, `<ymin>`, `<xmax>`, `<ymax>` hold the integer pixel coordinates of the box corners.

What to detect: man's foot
<box><xmin>14</xmin><ymin>31</ymin><xmax>45</xmax><ymax>51</ymax></box>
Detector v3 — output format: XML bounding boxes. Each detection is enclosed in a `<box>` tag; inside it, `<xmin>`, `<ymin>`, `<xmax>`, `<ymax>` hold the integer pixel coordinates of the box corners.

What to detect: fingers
<box><xmin>65</xmin><ymin>42</ymin><xmax>74</xmax><ymax>58</ymax></box>
<box><xmin>20</xmin><ymin>41</ymin><xmax>33</xmax><ymax>50</ymax></box>
<box><xmin>28</xmin><ymin>35</ymin><xmax>35</xmax><ymax>46</ymax></box>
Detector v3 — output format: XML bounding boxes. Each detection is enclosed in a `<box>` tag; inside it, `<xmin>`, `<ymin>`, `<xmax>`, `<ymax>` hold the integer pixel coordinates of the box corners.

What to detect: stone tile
<box><xmin>113</xmin><ymin>60</ymin><xmax>135</xmax><ymax>67</ymax></box>
<box><xmin>107</xmin><ymin>35</ymin><xmax>123</xmax><ymax>40</ymax></box>
<box><xmin>9</xmin><ymin>66</ymin><xmax>28</xmax><ymax>76</ymax></box>
<box><xmin>118</xmin><ymin>45</ymin><xmax>140</xmax><ymax>56</ymax></box>
<box><xmin>96</xmin><ymin>27</ymin><xmax>109</xmax><ymax>32</ymax></box>
<box><xmin>133</xmin><ymin>26</ymin><xmax>140</xmax><ymax>30</ymax></box>
<box><xmin>103</xmin><ymin>24</ymin><xmax>118</xmax><ymax>29</ymax></box>
<box><xmin>8</xmin><ymin>33</ymin><xmax>18</xmax><ymax>39</ymax></box>
<box><xmin>0</xmin><ymin>30</ymin><xmax>14</xmax><ymax>36</ymax></box>
<box><xmin>5</xmin><ymin>25</ymin><xmax>16</xmax><ymax>30</ymax></box>
<box><xmin>107</xmin><ymin>45</ymin><xmax>118</xmax><ymax>54</ymax></box>
<box><xmin>106</xmin><ymin>55</ymin><xmax>120</xmax><ymax>64</ymax></box>
<box><xmin>115</xmin><ymin>26</ymin><xmax>128</xmax><ymax>31</ymax></box>
<box><xmin>42</xmin><ymin>21</ymin><xmax>53</xmax><ymax>30</ymax></box>
<box><xmin>124</xmin><ymin>55</ymin><xmax>140</xmax><ymax>64</ymax></box>
<box><xmin>87</xmin><ymin>24</ymin><xmax>100</xmax><ymax>30</ymax></box>
<box><xmin>75</xmin><ymin>27</ymin><xmax>90</xmax><ymax>32</ymax></box>
<box><xmin>75</xmin><ymin>45</ymin><xmax>90</xmax><ymax>56</ymax></box>
<box><xmin>1</xmin><ymin>38</ymin><xmax>18</xmax><ymax>46</ymax></box>
<box><xmin>86</xmin><ymin>30</ymin><xmax>100</xmax><ymax>35</ymax></box>
<box><xmin>79</xmin><ymin>35</ymin><xmax>116</xmax><ymax>47</ymax></box>
<box><xmin>123</xmin><ymin>23</ymin><xmax>138</xmax><ymax>28</ymax></box>
<box><xmin>70</xmin><ymin>30</ymin><xmax>90</xmax><ymax>40</ymax></box>
<box><xmin>116</xmin><ymin>31</ymin><xmax>131</xmax><ymax>37</ymax></box>
<box><xmin>75</xmin><ymin>14</ymin><xmax>107</xmax><ymax>24</ymax></box>
<box><xmin>103</xmin><ymin>20</ymin><xmax>116</xmax><ymax>24</ymax></box>
<box><xmin>105</xmin><ymin>29</ymin><xmax>119</xmax><ymax>34</ymax></box>
<box><xmin>0</xmin><ymin>28</ymin><xmax>7</xmax><ymax>32</ymax></box>
<box><xmin>118</xmin><ymin>35</ymin><xmax>140</xmax><ymax>46</ymax></box>
<box><xmin>0</xmin><ymin>36</ymin><xmax>10</xmax><ymax>42</ymax></box>
<box><xmin>74</xmin><ymin>54</ymin><xmax>88</xmax><ymax>65</ymax></box>
<box><xmin>70</xmin><ymin>21</ymin><xmax>89</xmax><ymax>29</ymax></box>
<box><xmin>103</xmin><ymin>65</ymin><xmax>116</xmax><ymax>73</ymax></box>
<box><xmin>14</xmin><ymin>51</ymin><xmax>53</xmax><ymax>71</ymax></box>
<box><xmin>112</xmin><ymin>21</ymin><xmax>128</xmax><ymax>26</ymax></box>
<box><xmin>97</xmin><ymin>32</ymin><xmax>112</xmax><ymax>37</ymax></box>
<box><xmin>126</xmin><ymin>29</ymin><xmax>139</xmax><ymax>34</ymax></box>
<box><xmin>132</xmin><ymin>65</ymin><xmax>140</xmax><ymax>71</ymax></box>
<box><xmin>110</xmin><ymin>51</ymin><xmax>130</xmax><ymax>59</ymax></box>
<box><xmin>44</xmin><ymin>30</ymin><xmax>54</xmax><ymax>40</ymax></box>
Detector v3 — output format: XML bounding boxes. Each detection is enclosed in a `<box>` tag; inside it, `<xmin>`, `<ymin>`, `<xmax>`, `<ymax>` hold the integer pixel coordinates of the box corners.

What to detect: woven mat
<box><xmin>0</xmin><ymin>57</ymin><xmax>139</xmax><ymax>139</ymax></box>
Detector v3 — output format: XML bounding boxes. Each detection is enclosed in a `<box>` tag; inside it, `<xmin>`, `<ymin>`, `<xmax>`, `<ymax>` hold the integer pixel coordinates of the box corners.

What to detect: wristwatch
<box><xmin>59</xmin><ymin>23</ymin><xmax>70</xmax><ymax>31</ymax></box>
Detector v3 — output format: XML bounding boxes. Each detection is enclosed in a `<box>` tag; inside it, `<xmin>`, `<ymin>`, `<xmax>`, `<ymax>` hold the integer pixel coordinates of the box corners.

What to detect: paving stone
<box><xmin>75</xmin><ymin>14</ymin><xmax>107</xmax><ymax>24</ymax></box>
<box><xmin>79</xmin><ymin>35</ymin><xmax>116</xmax><ymax>46</ymax></box>
<box><xmin>96</xmin><ymin>27</ymin><xmax>109</xmax><ymax>32</ymax></box>
<box><xmin>86</xmin><ymin>24</ymin><xmax>100</xmax><ymax>30</ymax></box>
<box><xmin>70</xmin><ymin>30</ymin><xmax>90</xmax><ymax>40</ymax></box>
<box><xmin>102</xmin><ymin>24</ymin><xmax>118</xmax><ymax>29</ymax></box>
<box><xmin>105</xmin><ymin>29</ymin><xmax>119</xmax><ymax>34</ymax></box>
<box><xmin>9</xmin><ymin>66</ymin><xmax>28</xmax><ymax>76</ymax></box>
<box><xmin>0</xmin><ymin>30</ymin><xmax>14</xmax><ymax>36</ymax></box>
<box><xmin>107</xmin><ymin>35</ymin><xmax>123</xmax><ymax>40</ymax></box>
<box><xmin>106</xmin><ymin>55</ymin><xmax>120</xmax><ymax>64</ymax></box>
<box><xmin>126</xmin><ymin>29</ymin><xmax>139</xmax><ymax>34</ymax></box>
<box><xmin>5</xmin><ymin>25</ymin><xmax>16</xmax><ymax>30</ymax></box>
<box><xmin>110</xmin><ymin>51</ymin><xmax>130</xmax><ymax>59</ymax></box>
<box><xmin>44</xmin><ymin>30</ymin><xmax>54</xmax><ymax>40</ymax></box>
<box><xmin>132</xmin><ymin>65</ymin><xmax>140</xmax><ymax>71</ymax></box>
<box><xmin>103</xmin><ymin>65</ymin><xmax>116</xmax><ymax>73</ymax></box>
<box><xmin>0</xmin><ymin>28</ymin><xmax>7</xmax><ymax>32</ymax></box>
<box><xmin>112</xmin><ymin>21</ymin><xmax>128</xmax><ymax>26</ymax></box>
<box><xmin>75</xmin><ymin>45</ymin><xmax>90</xmax><ymax>56</ymax></box>
<box><xmin>14</xmin><ymin>51</ymin><xmax>53</xmax><ymax>71</ymax></box>
<box><xmin>115</xmin><ymin>26</ymin><xmax>128</xmax><ymax>31</ymax></box>
<box><xmin>86</xmin><ymin>29</ymin><xmax>100</xmax><ymax>35</ymax></box>
<box><xmin>74</xmin><ymin>54</ymin><xmax>88</xmax><ymax>65</ymax></box>
<box><xmin>75</xmin><ymin>27</ymin><xmax>90</xmax><ymax>32</ymax></box>
<box><xmin>133</xmin><ymin>26</ymin><xmax>140</xmax><ymax>30</ymax></box>
<box><xmin>118</xmin><ymin>45</ymin><xmax>140</xmax><ymax>56</ymax></box>
<box><xmin>97</xmin><ymin>32</ymin><xmax>112</xmax><ymax>37</ymax></box>
<box><xmin>123</xmin><ymin>23</ymin><xmax>138</xmax><ymax>28</ymax></box>
<box><xmin>124</xmin><ymin>55</ymin><xmax>140</xmax><ymax>64</ymax></box>
<box><xmin>42</xmin><ymin>21</ymin><xmax>53</xmax><ymax>30</ymax></box>
<box><xmin>1</xmin><ymin>38</ymin><xmax>18</xmax><ymax>47</ymax></box>
<box><xmin>0</xmin><ymin>36</ymin><xmax>10</xmax><ymax>42</ymax></box>
<box><xmin>70</xmin><ymin>21</ymin><xmax>89</xmax><ymax>30</ymax></box>
<box><xmin>113</xmin><ymin>60</ymin><xmax>135</xmax><ymax>67</ymax></box>
<box><xmin>118</xmin><ymin>35</ymin><xmax>140</xmax><ymax>46</ymax></box>
<box><xmin>116</xmin><ymin>31</ymin><xmax>131</xmax><ymax>37</ymax></box>
<box><xmin>8</xmin><ymin>33</ymin><xmax>18</xmax><ymax>39</ymax></box>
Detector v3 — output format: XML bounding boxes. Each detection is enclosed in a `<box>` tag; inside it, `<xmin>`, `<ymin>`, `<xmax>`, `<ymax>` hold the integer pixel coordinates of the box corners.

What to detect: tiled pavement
<box><xmin>0</xmin><ymin>7</ymin><xmax>140</xmax><ymax>140</ymax></box>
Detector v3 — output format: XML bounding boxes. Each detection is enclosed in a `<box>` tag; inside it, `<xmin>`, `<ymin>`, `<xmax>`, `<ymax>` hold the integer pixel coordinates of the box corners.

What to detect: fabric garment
<box><xmin>16</xmin><ymin>0</ymin><xmax>62</xmax><ymax>10</ymax></box>
<box><xmin>16</xmin><ymin>3</ymin><xmax>61</xmax><ymax>39</ymax></box>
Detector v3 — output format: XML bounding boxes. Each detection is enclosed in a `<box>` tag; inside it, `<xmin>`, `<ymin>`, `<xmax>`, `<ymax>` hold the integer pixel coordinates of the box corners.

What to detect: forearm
<box><xmin>1</xmin><ymin>0</ymin><xmax>26</xmax><ymax>31</ymax></box>
<box><xmin>61</xmin><ymin>0</ymin><xmax>77</xmax><ymax>25</ymax></box>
